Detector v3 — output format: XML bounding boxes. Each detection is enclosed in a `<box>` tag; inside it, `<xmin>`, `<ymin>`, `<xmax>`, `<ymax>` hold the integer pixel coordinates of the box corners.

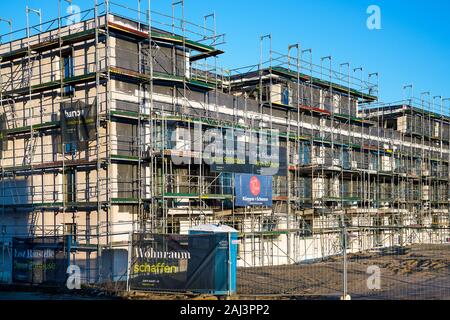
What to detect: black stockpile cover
<box><xmin>61</xmin><ymin>100</ymin><xmax>96</xmax><ymax>145</ymax></box>
<box><xmin>12</xmin><ymin>237</ymin><xmax>67</xmax><ymax>286</ymax></box>
<box><xmin>129</xmin><ymin>233</ymin><xmax>230</xmax><ymax>292</ymax></box>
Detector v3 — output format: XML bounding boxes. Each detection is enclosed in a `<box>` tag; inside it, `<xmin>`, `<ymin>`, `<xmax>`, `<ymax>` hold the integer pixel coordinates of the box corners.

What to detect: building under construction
<box><xmin>0</xmin><ymin>0</ymin><xmax>450</xmax><ymax>283</ymax></box>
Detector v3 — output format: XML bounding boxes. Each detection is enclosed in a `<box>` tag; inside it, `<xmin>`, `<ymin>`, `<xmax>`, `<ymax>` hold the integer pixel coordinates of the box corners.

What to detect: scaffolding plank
<box><xmin>190</xmin><ymin>49</ymin><xmax>225</xmax><ymax>62</ymax></box>
<box><xmin>0</xmin><ymin>29</ymin><xmax>97</xmax><ymax>63</ymax></box>
<box><xmin>6</xmin><ymin>121</ymin><xmax>59</xmax><ymax>135</ymax></box>
<box><xmin>110</xmin><ymin>66</ymin><xmax>216</xmax><ymax>90</ymax></box>
<box><xmin>271</xmin><ymin>66</ymin><xmax>378</xmax><ymax>102</ymax></box>
<box><xmin>107</xmin><ymin>22</ymin><xmax>221</xmax><ymax>54</ymax></box>
<box><xmin>2</xmin><ymin>73</ymin><xmax>97</xmax><ymax>97</ymax></box>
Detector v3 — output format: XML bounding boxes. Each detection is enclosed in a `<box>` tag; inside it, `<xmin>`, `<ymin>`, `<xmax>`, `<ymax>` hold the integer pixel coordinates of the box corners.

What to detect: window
<box><xmin>341</xmin><ymin>232</ymin><xmax>351</xmax><ymax>249</ymax></box>
<box><xmin>342</xmin><ymin>149</ymin><xmax>350</xmax><ymax>169</ymax></box>
<box><xmin>301</xmin><ymin>177</ymin><xmax>312</xmax><ymax>199</ymax></box>
<box><xmin>116</xmin><ymin>122</ymin><xmax>139</xmax><ymax>157</ymax></box>
<box><xmin>431</xmin><ymin>161</ymin><xmax>438</xmax><ymax>176</ymax></box>
<box><xmin>167</xmin><ymin>221</ymin><xmax>180</xmax><ymax>234</ymax></box>
<box><xmin>65</xmin><ymin>142</ymin><xmax>77</xmax><ymax>155</ymax></box>
<box><xmin>64</xmin><ymin>223</ymin><xmax>77</xmax><ymax>242</ymax></box>
<box><xmin>115</xmin><ymin>82</ymin><xmax>138</xmax><ymax>95</ymax></box>
<box><xmin>118</xmin><ymin>205</ymin><xmax>138</xmax><ymax>215</ymax></box>
<box><xmin>282</xmin><ymin>87</ymin><xmax>290</xmax><ymax>105</ymax></box>
<box><xmin>385</xmin><ymin>119</ymin><xmax>397</xmax><ymax>130</ymax></box>
<box><xmin>299</xmin><ymin>143</ymin><xmax>311</xmax><ymax>165</ymax></box>
<box><xmin>65</xmin><ymin>170</ymin><xmax>76</xmax><ymax>203</ymax></box>
<box><xmin>262</xmin><ymin>218</ymin><xmax>277</xmax><ymax>232</ymax></box>
<box><xmin>342</xmin><ymin>180</ymin><xmax>351</xmax><ymax>198</ymax></box>
<box><xmin>303</xmin><ymin>144</ymin><xmax>311</xmax><ymax>164</ymax></box>
<box><xmin>220</xmin><ymin>173</ymin><xmax>233</xmax><ymax>195</ymax></box>
<box><xmin>299</xmin><ymin>218</ymin><xmax>313</xmax><ymax>237</ymax></box>
<box><xmin>432</xmin><ymin>215</ymin><xmax>440</xmax><ymax>228</ymax></box>
<box><xmin>117</xmin><ymin>164</ymin><xmax>138</xmax><ymax>199</ymax></box>
<box><xmin>389</xmin><ymin>215</ymin><xmax>402</xmax><ymax>226</ymax></box>
<box><xmin>314</xmin><ymin>146</ymin><xmax>322</xmax><ymax>158</ymax></box>
<box><xmin>63</xmin><ymin>55</ymin><xmax>75</xmax><ymax>96</ymax></box>
<box><xmin>370</xmin><ymin>154</ymin><xmax>379</xmax><ymax>170</ymax></box>
<box><xmin>115</xmin><ymin>38</ymin><xmax>139</xmax><ymax>72</ymax></box>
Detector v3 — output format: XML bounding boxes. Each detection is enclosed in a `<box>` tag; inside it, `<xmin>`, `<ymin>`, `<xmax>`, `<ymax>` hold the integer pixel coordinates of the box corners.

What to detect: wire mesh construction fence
<box><xmin>238</xmin><ymin>244</ymin><xmax>450</xmax><ymax>300</ymax></box>
<box><xmin>1</xmin><ymin>227</ymin><xmax>450</xmax><ymax>300</ymax></box>
<box><xmin>237</xmin><ymin>227</ymin><xmax>450</xmax><ymax>300</ymax></box>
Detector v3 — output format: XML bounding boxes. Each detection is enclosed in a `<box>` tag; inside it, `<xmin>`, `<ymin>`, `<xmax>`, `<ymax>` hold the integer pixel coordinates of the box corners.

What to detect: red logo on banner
<box><xmin>249</xmin><ymin>176</ymin><xmax>261</xmax><ymax>197</ymax></box>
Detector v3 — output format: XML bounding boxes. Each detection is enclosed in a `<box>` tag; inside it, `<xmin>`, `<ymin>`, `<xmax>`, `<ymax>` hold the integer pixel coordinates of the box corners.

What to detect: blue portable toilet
<box><xmin>188</xmin><ymin>224</ymin><xmax>238</xmax><ymax>296</ymax></box>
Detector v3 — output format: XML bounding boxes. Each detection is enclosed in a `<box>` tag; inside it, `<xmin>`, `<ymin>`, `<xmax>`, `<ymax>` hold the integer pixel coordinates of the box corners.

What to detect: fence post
<box><xmin>126</xmin><ymin>231</ymin><xmax>132</xmax><ymax>292</ymax></box>
<box><xmin>66</xmin><ymin>234</ymin><xmax>72</xmax><ymax>270</ymax></box>
<box><xmin>228</xmin><ymin>232</ymin><xmax>232</xmax><ymax>297</ymax></box>
<box><xmin>341</xmin><ymin>214</ymin><xmax>350</xmax><ymax>300</ymax></box>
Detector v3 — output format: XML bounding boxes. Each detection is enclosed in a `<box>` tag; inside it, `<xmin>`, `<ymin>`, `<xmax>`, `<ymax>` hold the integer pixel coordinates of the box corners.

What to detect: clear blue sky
<box><xmin>2</xmin><ymin>0</ymin><xmax>450</xmax><ymax>104</ymax></box>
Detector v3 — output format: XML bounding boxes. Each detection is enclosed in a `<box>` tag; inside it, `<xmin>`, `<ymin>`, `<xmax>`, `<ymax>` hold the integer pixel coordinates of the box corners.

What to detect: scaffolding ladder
<box><xmin>23</xmin><ymin>130</ymin><xmax>37</xmax><ymax>166</ymax></box>
<box><xmin>21</xmin><ymin>52</ymin><xmax>37</xmax><ymax>88</ymax></box>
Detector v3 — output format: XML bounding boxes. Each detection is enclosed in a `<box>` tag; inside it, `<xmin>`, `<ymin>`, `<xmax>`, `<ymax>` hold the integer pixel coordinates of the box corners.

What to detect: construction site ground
<box><xmin>237</xmin><ymin>244</ymin><xmax>450</xmax><ymax>300</ymax></box>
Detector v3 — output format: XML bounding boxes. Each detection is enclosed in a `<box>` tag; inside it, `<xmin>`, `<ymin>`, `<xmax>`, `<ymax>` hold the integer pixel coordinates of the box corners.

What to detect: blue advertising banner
<box><xmin>234</xmin><ymin>174</ymin><xmax>273</xmax><ymax>207</ymax></box>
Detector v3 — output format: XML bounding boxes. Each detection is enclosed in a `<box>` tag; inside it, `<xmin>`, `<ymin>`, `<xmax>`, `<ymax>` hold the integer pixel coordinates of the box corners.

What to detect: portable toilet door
<box><xmin>188</xmin><ymin>224</ymin><xmax>238</xmax><ymax>296</ymax></box>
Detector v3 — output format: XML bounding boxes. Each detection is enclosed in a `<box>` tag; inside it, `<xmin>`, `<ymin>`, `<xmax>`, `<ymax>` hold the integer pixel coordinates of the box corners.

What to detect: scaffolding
<box><xmin>0</xmin><ymin>0</ymin><xmax>449</xmax><ymax>283</ymax></box>
<box><xmin>0</xmin><ymin>0</ymin><xmax>226</xmax><ymax>282</ymax></box>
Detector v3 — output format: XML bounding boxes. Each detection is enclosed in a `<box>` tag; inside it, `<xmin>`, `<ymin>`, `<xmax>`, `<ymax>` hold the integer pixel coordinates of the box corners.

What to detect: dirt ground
<box><xmin>237</xmin><ymin>244</ymin><xmax>450</xmax><ymax>300</ymax></box>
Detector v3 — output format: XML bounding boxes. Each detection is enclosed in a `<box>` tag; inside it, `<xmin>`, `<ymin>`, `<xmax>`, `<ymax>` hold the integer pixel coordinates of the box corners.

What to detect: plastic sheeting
<box><xmin>60</xmin><ymin>100</ymin><xmax>96</xmax><ymax>146</ymax></box>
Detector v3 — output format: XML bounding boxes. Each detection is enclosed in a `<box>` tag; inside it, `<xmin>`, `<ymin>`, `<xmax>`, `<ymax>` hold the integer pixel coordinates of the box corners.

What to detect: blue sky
<box><xmin>2</xmin><ymin>0</ymin><xmax>450</xmax><ymax>104</ymax></box>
